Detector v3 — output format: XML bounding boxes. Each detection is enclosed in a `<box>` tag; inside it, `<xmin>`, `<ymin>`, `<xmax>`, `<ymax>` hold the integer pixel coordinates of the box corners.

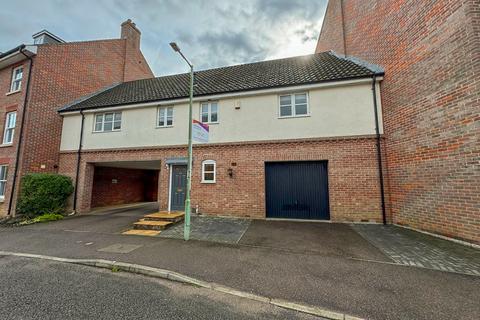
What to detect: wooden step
<box><xmin>122</xmin><ymin>229</ymin><xmax>160</xmax><ymax>236</ymax></box>
<box><xmin>133</xmin><ymin>220</ymin><xmax>172</xmax><ymax>230</ymax></box>
<box><xmin>143</xmin><ymin>211</ymin><xmax>184</xmax><ymax>222</ymax></box>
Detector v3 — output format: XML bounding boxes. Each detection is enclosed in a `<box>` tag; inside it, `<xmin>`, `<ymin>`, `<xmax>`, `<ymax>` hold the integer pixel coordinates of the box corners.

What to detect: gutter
<box><xmin>371</xmin><ymin>75</ymin><xmax>387</xmax><ymax>224</ymax></box>
<box><xmin>72</xmin><ymin>109</ymin><xmax>85</xmax><ymax>212</ymax></box>
<box><xmin>7</xmin><ymin>48</ymin><xmax>34</xmax><ymax>216</ymax></box>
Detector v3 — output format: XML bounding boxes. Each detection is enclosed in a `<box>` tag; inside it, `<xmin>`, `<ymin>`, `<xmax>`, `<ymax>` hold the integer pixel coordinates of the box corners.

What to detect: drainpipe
<box><xmin>372</xmin><ymin>75</ymin><xmax>387</xmax><ymax>225</ymax></box>
<box><xmin>7</xmin><ymin>47</ymin><xmax>33</xmax><ymax>216</ymax></box>
<box><xmin>72</xmin><ymin>109</ymin><xmax>85</xmax><ymax>212</ymax></box>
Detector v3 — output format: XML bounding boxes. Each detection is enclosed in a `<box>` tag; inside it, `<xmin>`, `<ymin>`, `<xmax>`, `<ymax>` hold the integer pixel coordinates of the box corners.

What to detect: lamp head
<box><xmin>169</xmin><ymin>42</ymin><xmax>180</xmax><ymax>52</ymax></box>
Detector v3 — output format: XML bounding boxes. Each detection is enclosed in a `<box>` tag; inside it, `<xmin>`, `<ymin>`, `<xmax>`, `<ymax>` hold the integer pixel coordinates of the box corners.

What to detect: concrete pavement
<box><xmin>0</xmin><ymin>217</ymin><xmax>479</xmax><ymax>320</ymax></box>
<box><xmin>0</xmin><ymin>255</ymin><xmax>322</xmax><ymax>320</ymax></box>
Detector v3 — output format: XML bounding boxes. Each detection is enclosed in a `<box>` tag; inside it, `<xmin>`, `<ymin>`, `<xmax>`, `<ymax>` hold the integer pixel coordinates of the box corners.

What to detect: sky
<box><xmin>0</xmin><ymin>0</ymin><xmax>327</xmax><ymax>76</ymax></box>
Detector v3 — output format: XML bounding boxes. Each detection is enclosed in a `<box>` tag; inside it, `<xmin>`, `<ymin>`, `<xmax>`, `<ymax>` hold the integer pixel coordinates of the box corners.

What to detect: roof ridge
<box><xmin>143</xmin><ymin>52</ymin><xmax>332</xmax><ymax>82</ymax></box>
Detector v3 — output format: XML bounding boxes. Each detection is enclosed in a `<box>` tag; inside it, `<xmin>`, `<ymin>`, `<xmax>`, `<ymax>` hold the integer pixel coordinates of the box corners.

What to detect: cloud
<box><xmin>0</xmin><ymin>0</ymin><xmax>327</xmax><ymax>75</ymax></box>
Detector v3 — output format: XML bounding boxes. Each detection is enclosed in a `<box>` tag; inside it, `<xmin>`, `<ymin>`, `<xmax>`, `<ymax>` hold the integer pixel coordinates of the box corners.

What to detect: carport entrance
<box><xmin>265</xmin><ymin>161</ymin><xmax>330</xmax><ymax>220</ymax></box>
<box><xmin>91</xmin><ymin>160</ymin><xmax>160</xmax><ymax>208</ymax></box>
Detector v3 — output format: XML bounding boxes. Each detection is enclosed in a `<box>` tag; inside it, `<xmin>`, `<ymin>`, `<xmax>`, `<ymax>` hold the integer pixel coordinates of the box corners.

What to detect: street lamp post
<box><xmin>170</xmin><ymin>42</ymin><xmax>193</xmax><ymax>241</ymax></box>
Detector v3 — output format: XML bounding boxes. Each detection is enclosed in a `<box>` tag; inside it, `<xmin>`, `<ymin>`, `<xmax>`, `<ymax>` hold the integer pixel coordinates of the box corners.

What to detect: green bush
<box><xmin>17</xmin><ymin>173</ymin><xmax>74</xmax><ymax>218</ymax></box>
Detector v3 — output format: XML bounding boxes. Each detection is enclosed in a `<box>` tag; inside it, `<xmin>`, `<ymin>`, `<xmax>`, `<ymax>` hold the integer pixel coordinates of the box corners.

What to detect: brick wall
<box><xmin>316</xmin><ymin>0</ymin><xmax>480</xmax><ymax>244</ymax></box>
<box><xmin>91</xmin><ymin>166</ymin><xmax>158</xmax><ymax>208</ymax></box>
<box><xmin>121</xmin><ymin>19</ymin><xmax>154</xmax><ymax>81</ymax></box>
<box><xmin>0</xmin><ymin>20</ymin><xmax>155</xmax><ymax>216</ymax></box>
<box><xmin>59</xmin><ymin>136</ymin><xmax>385</xmax><ymax>222</ymax></box>
<box><xmin>0</xmin><ymin>58</ymin><xmax>32</xmax><ymax>216</ymax></box>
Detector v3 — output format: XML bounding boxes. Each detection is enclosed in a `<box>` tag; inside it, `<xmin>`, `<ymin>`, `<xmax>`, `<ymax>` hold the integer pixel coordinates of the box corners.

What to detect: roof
<box><xmin>60</xmin><ymin>51</ymin><xmax>383</xmax><ymax>113</ymax></box>
<box><xmin>0</xmin><ymin>45</ymin><xmax>26</xmax><ymax>60</ymax></box>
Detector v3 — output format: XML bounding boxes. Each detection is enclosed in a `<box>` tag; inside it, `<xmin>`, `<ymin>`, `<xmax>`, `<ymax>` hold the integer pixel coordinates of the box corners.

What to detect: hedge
<box><xmin>17</xmin><ymin>173</ymin><xmax>74</xmax><ymax>218</ymax></box>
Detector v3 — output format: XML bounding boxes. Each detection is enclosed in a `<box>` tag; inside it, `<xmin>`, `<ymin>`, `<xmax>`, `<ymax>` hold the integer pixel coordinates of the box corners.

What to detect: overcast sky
<box><xmin>0</xmin><ymin>0</ymin><xmax>327</xmax><ymax>76</ymax></box>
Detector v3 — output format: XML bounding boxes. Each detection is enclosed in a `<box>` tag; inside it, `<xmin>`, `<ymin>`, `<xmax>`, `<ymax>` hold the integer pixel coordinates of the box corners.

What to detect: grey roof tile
<box><xmin>59</xmin><ymin>51</ymin><xmax>381</xmax><ymax>112</ymax></box>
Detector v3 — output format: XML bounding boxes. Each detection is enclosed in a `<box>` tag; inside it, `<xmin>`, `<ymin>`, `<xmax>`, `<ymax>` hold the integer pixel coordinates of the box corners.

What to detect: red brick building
<box><xmin>57</xmin><ymin>52</ymin><xmax>387</xmax><ymax>224</ymax></box>
<box><xmin>0</xmin><ymin>20</ymin><xmax>153</xmax><ymax>216</ymax></box>
<box><xmin>316</xmin><ymin>0</ymin><xmax>479</xmax><ymax>244</ymax></box>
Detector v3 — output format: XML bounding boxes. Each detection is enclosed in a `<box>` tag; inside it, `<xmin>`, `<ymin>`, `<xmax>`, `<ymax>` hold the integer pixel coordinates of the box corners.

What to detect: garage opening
<box><xmin>91</xmin><ymin>161</ymin><xmax>160</xmax><ymax>208</ymax></box>
<box><xmin>265</xmin><ymin>161</ymin><xmax>330</xmax><ymax>220</ymax></box>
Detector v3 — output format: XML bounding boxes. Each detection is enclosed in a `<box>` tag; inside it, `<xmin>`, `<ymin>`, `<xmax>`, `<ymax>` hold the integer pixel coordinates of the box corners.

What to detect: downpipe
<box><xmin>372</xmin><ymin>75</ymin><xmax>387</xmax><ymax>225</ymax></box>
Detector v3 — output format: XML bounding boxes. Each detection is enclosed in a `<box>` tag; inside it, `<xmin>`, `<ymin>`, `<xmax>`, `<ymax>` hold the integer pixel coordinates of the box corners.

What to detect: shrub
<box><xmin>17</xmin><ymin>173</ymin><xmax>74</xmax><ymax>218</ymax></box>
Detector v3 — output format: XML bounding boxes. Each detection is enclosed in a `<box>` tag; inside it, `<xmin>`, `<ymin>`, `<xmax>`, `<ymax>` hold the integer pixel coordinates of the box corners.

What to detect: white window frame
<box><xmin>3</xmin><ymin>111</ymin><xmax>16</xmax><ymax>145</ymax></box>
<box><xmin>201</xmin><ymin>160</ymin><xmax>216</xmax><ymax>183</ymax></box>
<box><xmin>10</xmin><ymin>66</ymin><xmax>23</xmax><ymax>93</ymax></box>
<box><xmin>278</xmin><ymin>92</ymin><xmax>310</xmax><ymax>118</ymax></box>
<box><xmin>157</xmin><ymin>106</ymin><xmax>174</xmax><ymax>128</ymax></box>
<box><xmin>0</xmin><ymin>165</ymin><xmax>8</xmax><ymax>200</ymax></box>
<box><xmin>200</xmin><ymin>101</ymin><xmax>219</xmax><ymax>124</ymax></box>
<box><xmin>93</xmin><ymin>112</ymin><xmax>122</xmax><ymax>132</ymax></box>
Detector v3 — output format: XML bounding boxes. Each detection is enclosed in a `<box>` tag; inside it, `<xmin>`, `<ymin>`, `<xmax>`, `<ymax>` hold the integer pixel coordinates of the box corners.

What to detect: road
<box><xmin>0</xmin><ymin>255</ymin><xmax>321</xmax><ymax>320</ymax></box>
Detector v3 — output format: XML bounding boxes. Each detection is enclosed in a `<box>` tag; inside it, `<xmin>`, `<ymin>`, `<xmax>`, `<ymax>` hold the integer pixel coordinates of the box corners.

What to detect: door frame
<box><xmin>168</xmin><ymin>164</ymin><xmax>173</xmax><ymax>211</ymax></box>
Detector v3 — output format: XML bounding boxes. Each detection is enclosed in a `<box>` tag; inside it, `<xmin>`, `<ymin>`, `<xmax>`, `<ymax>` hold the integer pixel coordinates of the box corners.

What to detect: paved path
<box><xmin>352</xmin><ymin>224</ymin><xmax>480</xmax><ymax>276</ymax></box>
<box><xmin>160</xmin><ymin>215</ymin><xmax>251</xmax><ymax>243</ymax></box>
<box><xmin>0</xmin><ymin>220</ymin><xmax>479</xmax><ymax>320</ymax></box>
<box><xmin>0</xmin><ymin>255</ymin><xmax>320</xmax><ymax>320</ymax></box>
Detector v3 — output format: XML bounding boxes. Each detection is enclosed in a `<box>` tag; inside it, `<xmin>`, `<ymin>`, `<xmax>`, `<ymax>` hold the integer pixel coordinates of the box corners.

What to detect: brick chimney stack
<box><xmin>121</xmin><ymin>19</ymin><xmax>141</xmax><ymax>49</ymax></box>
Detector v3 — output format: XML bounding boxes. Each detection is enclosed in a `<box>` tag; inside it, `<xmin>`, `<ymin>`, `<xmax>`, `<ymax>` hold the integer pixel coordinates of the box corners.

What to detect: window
<box><xmin>201</xmin><ymin>160</ymin><xmax>216</xmax><ymax>183</ymax></box>
<box><xmin>200</xmin><ymin>102</ymin><xmax>218</xmax><ymax>123</ymax></box>
<box><xmin>279</xmin><ymin>93</ymin><xmax>309</xmax><ymax>117</ymax></box>
<box><xmin>157</xmin><ymin>106</ymin><xmax>173</xmax><ymax>127</ymax></box>
<box><xmin>10</xmin><ymin>66</ymin><xmax>23</xmax><ymax>92</ymax></box>
<box><xmin>94</xmin><ymin>112</ymin><xmax>122</xmax><ymax>132</ymax></box>
<box><xmin>3</xmin><ymin>112</ymin><xmax>16</xmax><ymax>144</ymax></box>
<box><xmin>0</xmin><ymin>165</ymin><xmax>7</xmax><ymax>199</ymax></box>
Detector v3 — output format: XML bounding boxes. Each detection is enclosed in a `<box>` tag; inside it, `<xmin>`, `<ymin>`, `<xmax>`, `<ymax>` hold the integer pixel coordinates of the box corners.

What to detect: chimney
<box><xmin>121</xmin><ymin>19</ymin><xmax>141</xmax><ymax>49</ymax></box>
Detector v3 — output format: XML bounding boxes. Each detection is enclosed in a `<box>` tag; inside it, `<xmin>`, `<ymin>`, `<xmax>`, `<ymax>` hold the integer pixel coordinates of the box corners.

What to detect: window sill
<box><xmin>6</xmin><ymin>90</ymin><xmax>21</xmax><ymax>96</ymax></box>
<box><xmin>201</xmin><ymin>180</ymin><xmax>216</xmax><ymax>184</ymax></box>
<box><xmin>0</xmin><ymin>197</ymin><xmax>4</xmax><ymax>203</ymax></box>
<box><xmin>92</xmin><ymin>130</ymin><xmax>122</xmax><ymax>134</ymax></box>
<box><xmin>204</xmin><ymin>122</ymin><xmax>219</xmax><ymax>125</ymax></box>
<box><xmin>0</xmin><ymin>143</ymin><xmax>13</xmax><ymax>148</ymax></box>
<box><xmin>156</xmin><ymin>125</ymin><xmax>174</xmax><ymax>129</ymax></box>
<box><xmin>278</xmin><ymin>114</ymin><xmax>311</xmax><ymax>119</ymax></box>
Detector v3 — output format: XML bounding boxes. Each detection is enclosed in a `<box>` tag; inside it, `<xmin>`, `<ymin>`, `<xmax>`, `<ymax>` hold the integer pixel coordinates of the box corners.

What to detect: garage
<box><xmin>91</xmin><ymin>161</ymin><xmax>160</xmax><ymax>208</ymax></box>
<box><xmin>265</xmin><ymin>161</ymin><xmax>330</xmax><ymax>220</ymax></box>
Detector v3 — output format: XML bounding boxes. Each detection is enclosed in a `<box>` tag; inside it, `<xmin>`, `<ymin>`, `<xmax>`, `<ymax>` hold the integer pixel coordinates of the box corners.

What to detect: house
<box><xmin>316</xmin><ymin>0</ymin><xmax>479</xmax><ymax>244</ymax></box>
<box><xmin>58</xmin><ymin>52</ymin><xmax>386</xmax><ymax>222</ymax></box>
<box><xmin>0</xmin><ymin>20</ymin><xmax>153</xmax><ymax>216</ymax></box>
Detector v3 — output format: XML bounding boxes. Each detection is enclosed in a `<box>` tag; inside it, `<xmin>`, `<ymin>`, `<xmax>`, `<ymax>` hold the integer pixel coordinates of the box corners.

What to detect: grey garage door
<box><xmin>265</xmin><ymin>161</ymin><xmax>330</xmax><ymax>220</ymax></box>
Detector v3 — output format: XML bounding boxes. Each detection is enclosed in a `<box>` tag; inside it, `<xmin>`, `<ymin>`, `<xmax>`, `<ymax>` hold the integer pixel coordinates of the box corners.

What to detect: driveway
<box><xmin>19</xmin><ymin>202</ymin><xmax>159</xmax><ymax>234</ymax></box>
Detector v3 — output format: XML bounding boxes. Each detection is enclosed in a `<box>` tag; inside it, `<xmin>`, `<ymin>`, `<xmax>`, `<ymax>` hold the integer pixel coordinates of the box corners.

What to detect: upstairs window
<box><xmin>10</xmin><ymin>66</ymin><xmax>23</xmax><ymax>92</ymax></box>
<box><xmin>3</xmin><ymin>112</ymin><xmax>16</xmax><ymax>144</ymax></box>
<box><xmin>94</xmin><ymin>112</ymin><xmax>122</xmax><ymax>132</ymax></box>
<box><xmin>157</xmin><ymin>106</ymin><xmax>173</xmax><ymax>127</ymax></box>
<box><xmin>279</xmin><ymin>93</ymin><xmax>309</xmax><ymax>118</ymax></box>
<box><xmin>201</xmin><ymin>160</ymin><xmax>216</xmax><ymax>183</ymax></box>
<box><xmin>0</xmin><ymin>165</ymin><xmax>7</xmax><ymax>199</ymax></box>
<box><xmin>200</xmin><ymin>102</ymin><xmax>218</xmax><ymax>123</ymax></box>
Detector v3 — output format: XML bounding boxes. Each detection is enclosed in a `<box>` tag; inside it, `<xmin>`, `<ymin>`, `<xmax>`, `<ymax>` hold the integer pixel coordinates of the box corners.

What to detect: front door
<box><xmin>170</xmin><ymin>165</ymin><xmax>187</xmax><ymax>211</ymax></box>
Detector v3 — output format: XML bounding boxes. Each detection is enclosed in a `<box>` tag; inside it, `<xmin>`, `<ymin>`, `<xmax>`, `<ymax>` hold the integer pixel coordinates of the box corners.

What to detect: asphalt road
<box><xmin>0</xmin><ymin>255</ymin><xmax>322</xmax><ymax>320</ymax></box>
<box><xmin>1</xmin><ymin>205</ymin><xmax>479</xmax><ymax>320</ymax></box>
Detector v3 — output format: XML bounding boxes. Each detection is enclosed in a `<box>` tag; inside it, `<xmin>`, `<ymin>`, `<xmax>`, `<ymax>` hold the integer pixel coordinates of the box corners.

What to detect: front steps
<box><xmin>123</xmin><ymin>211</ymin><xmax>184</xmax><ymax>236</ymax></box>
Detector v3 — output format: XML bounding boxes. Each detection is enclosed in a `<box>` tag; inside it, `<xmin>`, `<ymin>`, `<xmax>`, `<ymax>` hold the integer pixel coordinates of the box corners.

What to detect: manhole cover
<box><xmin>97</xmin><ymin>243</ymin><xmax>143</xmax><ymax>253</ymax></box>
